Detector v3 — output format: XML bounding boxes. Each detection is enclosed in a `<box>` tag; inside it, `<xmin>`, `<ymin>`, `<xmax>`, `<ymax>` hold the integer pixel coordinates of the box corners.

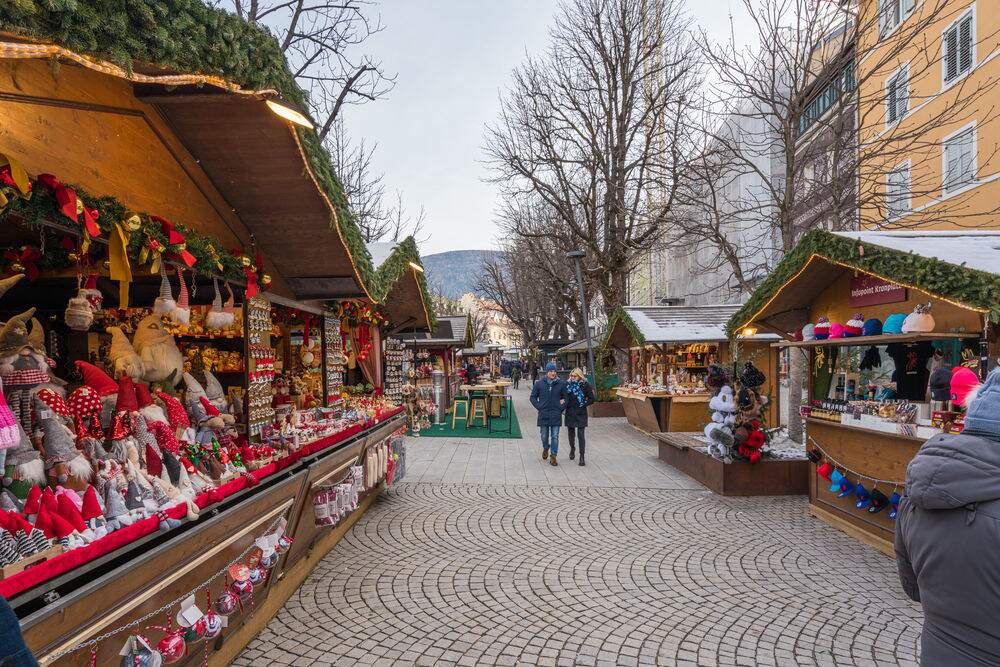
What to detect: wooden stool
<box><xmin>451</xmin><ymin>397</ymin><xmax>469</xmax><ymax>429</ymax></box>
<box><xmin>467</xmin><ymin>396</ymin><xmax>488</xmax><ymax>428</ymax></box>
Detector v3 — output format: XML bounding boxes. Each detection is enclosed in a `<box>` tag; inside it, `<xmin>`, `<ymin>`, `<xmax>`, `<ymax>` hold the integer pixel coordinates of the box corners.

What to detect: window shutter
<box><xmin>959</xmin><ymin>15</ymin><xmax>974</xmax><ymax>73</ymax></box>
<box><xmin>879</xmin><ymin>0</ymin><xmax>890</xmax><ymax>36</ymax></box>
<box><xmin>896</xmin><ymin>68</ymin><xmax>908</xmax><ymax>120</ymax></box>
<box><xmin>887</xmin><ymin>77</ymin><xmax>898</xmax><ymax>123</ymax></box>
<box><xmin>959</xmin><ymin>131</ymin><xmax>975</xmax><ymax>185</ymax></box>
<box><xmin>944</xmin><ymin>26</ymin><xmax>959</xmax><ymax>82</ymax></box>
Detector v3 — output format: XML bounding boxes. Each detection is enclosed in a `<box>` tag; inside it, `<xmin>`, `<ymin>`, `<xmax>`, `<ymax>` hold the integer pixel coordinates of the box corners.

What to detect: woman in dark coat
<box><xmin>564</xmin><ymin>368</ymin><xmax>595</xmax><ymax>466</ymax></box>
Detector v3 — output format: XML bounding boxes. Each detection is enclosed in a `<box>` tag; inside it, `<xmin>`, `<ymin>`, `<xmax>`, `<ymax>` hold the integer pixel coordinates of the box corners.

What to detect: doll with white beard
<box><xmin>132</xmin><ymin>314</ymin><xmax>183</xmax><ymax>388</ymax></box>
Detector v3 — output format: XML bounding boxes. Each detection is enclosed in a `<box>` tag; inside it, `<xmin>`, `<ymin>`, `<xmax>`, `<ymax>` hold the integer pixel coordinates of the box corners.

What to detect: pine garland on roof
<box><xmin>369</xmin><ymin>236</ymin><xmax>435</xmax><ymax>329</ymax></box>
<box><xmin>726</xmin><ymin>229</ymin><xmax>1000</xmax><ymax>337</ymax></box>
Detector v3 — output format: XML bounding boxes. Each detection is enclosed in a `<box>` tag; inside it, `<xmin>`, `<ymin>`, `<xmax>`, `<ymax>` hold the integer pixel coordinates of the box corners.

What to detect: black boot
<box><xmin>579</xmin><ymin>442</ymin><xmax>586</xmax><ymax>466</ymax></box>
<box><xmin>569</xmin><ymin>446</ymin><xmax>575</xmax><ymax>460</ymax></box>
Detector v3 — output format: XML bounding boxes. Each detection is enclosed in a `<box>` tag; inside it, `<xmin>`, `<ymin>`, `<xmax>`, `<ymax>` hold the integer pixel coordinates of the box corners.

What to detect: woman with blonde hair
<box><xmin>564</xmin><ymin>368</ymin><xmax>595</xmax><ymax>466</ymax></box>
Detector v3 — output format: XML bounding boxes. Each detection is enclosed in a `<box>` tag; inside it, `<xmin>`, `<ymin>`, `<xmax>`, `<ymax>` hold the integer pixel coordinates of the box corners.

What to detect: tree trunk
<box><xmin>786</xmin><ymin>348</ymin><xmax>807</xmax><ymax>444</ymax></box>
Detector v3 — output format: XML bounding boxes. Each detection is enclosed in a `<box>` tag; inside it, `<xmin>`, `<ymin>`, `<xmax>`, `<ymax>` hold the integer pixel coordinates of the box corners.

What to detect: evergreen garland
<box><xmin>726</xmin><ymin>229</ymin><xmax>1000</xmax><ymax>337</ymax></box>
<box><xmin>368</xmin><ymin>236</ymin><xmax>435</xmax><ymax>329</ymax></box>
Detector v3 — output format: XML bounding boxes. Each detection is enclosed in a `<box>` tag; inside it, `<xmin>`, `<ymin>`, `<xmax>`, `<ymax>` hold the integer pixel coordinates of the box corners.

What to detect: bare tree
<box><xmin>223</xmin><ymin>0</ymin><xmax>396</xmax><ymax>141</ymax></box>
<box><xmin>484</xmin><ymin>0</ymin><xmax>698</xmax><ymax>322</ymax></box>
<box><xmin>386</xmin><ymin>191</ymin><xmax>427</xmax><ymax>244</ymax></box>
<box><xmin>672</xmin><ymin>0</ymin><xmax>1000</xmax><ymax>440</ymax></box>
<box><xmin>327</xmin><ymin>118</ymin><xmax>391</xmax><ymax>241</ymax></box>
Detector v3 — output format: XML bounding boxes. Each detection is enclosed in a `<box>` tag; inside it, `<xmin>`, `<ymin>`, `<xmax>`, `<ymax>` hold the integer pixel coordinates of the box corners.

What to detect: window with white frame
<box><xmin>886</xmin><ymin>163</ymin><xmax>911</xmax><ymax>220</ymax></box>
<box><xmin>879</xmin><ymin>0</ymin><xmax>916</xmax><ymax>37</ymax></box>
<box><xmin>886</xmin><ymin>66</ymin><xmax>908</xmax><ymax>124</ymax></box>
<box><xmin>943</xmin><ymin>10</ymin><xmax>975</xmax><ymax>85</ymax></box>
<box><xmin>943</xmin><ymin>126</ymin><xmax>976</xmax><ymax>194</ymax></box>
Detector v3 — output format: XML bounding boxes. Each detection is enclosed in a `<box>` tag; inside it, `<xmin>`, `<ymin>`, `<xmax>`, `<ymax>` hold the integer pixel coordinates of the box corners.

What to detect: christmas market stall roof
<box><xmin>365</xmin><ymin>238</ymin><xmax>434</xmax><ymax>333</ymax></box>
<box><xmin>460</xmin><ymin>343</ymin><xmax>490</xmax><ymax>357</ymax></box>
<box><xmin>726</xmin><ymin>229</ymin><xmax>1000</xmax><ymax>337</ymax></box>
<box><xmin>394</xmin><ymin>315</ymin><xmax>473</xmax><ymax>348</ymax></box>
<box><xmin>0</xmin><ymin>1</ymin><xmax>380</xmax><ymax>302</ymax></box>
<box><xmin>556</xmin><ymin>338</ymin><xmax>596</xmax><ymax>354</ymax></box>
<box><xmin>605</xmin><ymin>304</ymin><xmax>779</xmax><ymax>349</ymax></box>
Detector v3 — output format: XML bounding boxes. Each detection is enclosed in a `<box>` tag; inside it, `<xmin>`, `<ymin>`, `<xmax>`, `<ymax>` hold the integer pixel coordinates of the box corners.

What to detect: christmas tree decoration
<box><xmin>149</xmin><ymin>619</ymin><xmax>186</xmax><ymax>664</ymax></box>
<box><xmin>214</xmin><ymin>586</ymin><xmax>240</xmax><ymax>616</ymax></box>
<box><xmin>64</xmin><ymin>289</ymin><xmax>94</xmax><ymax>331</ymax></box>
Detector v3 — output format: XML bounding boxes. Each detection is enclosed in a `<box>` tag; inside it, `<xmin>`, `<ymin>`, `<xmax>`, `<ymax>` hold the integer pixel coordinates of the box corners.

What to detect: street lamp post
<box><xmin>566</xmin><ymin>250</ymin><xmax>596</xmax><ymax>383</ymax></box>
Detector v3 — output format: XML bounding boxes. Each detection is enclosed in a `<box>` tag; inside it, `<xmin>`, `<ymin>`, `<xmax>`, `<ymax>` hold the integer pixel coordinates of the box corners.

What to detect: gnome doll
<box><xmin>35</xmin><ymin>394</ymin><xmax>92</xmax><ymax>490</ymax></box>
<box><xmin>0</xmin><ymin>310</ymin><xmax>66</xmax><ymax>434</ymax></box>
<box><xmin>152</xmin><ymin>267</ymin><xmax>176</xmax><ymax>315</ymax></box>
<box><xmin>184</xmin><ymin>373</ymin><xmax>229</xmax><ymax>444</ymax></box>
<box><xmin>133</xmin><ymin>314</ymin><xmax>184</xmax><ymax>387</ymax></box>
<box><xmin>80</xmin><ymin>484</ymin><xmax>107</xmax><ymax>539</ymax></box>
<box><xmin>0</xmin><ymin>376</ymin><xmax>22</xmax><ymax>486</ymax></box>
<box><xmin>4</xmin><ymin>422</ymin><xmax>45</xmax><ymax>493</ymax></box>
<box><xmin>203</xmin><ymin>371</ymin><xmax>234</xmax><ymax>423</ymax></box>
<box><xmin>136</xmin><ymin>382</ymin><xmax>168</xmax><ymax>426</ymax></box>
<box><xmin>107</xmin><ymin>376</ymin><xmax>140</xmax><ymax>466</ymax></box>
<box><xmin>105</xmin><ymin>326</ymin><xmax>145</xmax><ymax>382</ymax></box>
<box><xmin>205</xmin><ymin>278</ymin><xmax>234</xmax><ymax>330</ymax></box>
<box><xmin>171</xmin><ymin>269</ymin><xmax>191</xmax><ymax>326</ymax></box>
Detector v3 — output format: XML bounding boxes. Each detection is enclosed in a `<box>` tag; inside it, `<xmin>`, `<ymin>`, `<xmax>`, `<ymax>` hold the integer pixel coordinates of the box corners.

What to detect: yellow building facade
<box><xmin>856</xmin><ymin>0</ymin><xmax>1000</xmax><ymax>230</ymax></box>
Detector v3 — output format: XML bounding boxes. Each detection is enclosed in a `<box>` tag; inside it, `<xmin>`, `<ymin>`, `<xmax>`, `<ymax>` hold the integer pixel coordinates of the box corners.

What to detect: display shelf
<box><xmin>772</xmin><ymin>332</ymin><xmax>977</xmax><ymax>348</ymax></box>
<box><xmin>805</xmin><ymin>417</ymin><xmax>927</xmax><ymax>444</ymax></box>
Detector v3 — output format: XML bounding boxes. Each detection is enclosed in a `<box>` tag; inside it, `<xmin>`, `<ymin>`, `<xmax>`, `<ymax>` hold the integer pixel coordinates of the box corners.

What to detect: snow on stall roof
<box><xmin>624</xmin><ymin>304</ymin><xmax>779</xmax><ymax>343</ymax></box>
<box><xmin>833</xmin><ymin>230</ymin><xmax>1000</xmax><ymax>277</ymax></box>
<box><xmin>365</xmin><ymin>241</ymin><xmax>397</xmax><ymax>270</ymax></box>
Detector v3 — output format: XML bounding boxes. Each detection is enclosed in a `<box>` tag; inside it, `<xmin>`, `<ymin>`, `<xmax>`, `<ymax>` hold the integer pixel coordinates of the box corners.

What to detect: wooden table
<box><xmin>616</xmin><ymin>388</ymin><xmax>711</xmax><ymax>434</ymax></box>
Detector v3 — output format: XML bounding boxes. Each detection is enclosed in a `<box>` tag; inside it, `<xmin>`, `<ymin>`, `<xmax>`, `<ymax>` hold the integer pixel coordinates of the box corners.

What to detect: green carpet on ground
<box><xmin>410</xmin><ymin>402</ymin><xmax>523</xmax><ymax>439</ymax></box>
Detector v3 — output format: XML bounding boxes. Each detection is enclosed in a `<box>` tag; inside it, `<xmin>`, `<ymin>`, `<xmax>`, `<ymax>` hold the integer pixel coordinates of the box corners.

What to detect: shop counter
<box><xmin>616</xmin><ymin>389</ymin><xmax>710</xmax><ymax>433</ymax></box>
<box><xmin>12</xmin><ymin>411</ymin><xmax>405</xmax><ymax>666</ymax></box>
<box><xmin>805</xmin><ymin>418</ymin><xmax>922</xmax><ymax>556</ymax></box>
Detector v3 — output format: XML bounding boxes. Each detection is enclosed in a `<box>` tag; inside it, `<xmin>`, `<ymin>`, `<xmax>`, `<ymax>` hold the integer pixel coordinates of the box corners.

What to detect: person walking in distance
<box><xmin>895</xmin><ymin>367</ymin><xmax>1000</xmax><ymax>666</ymax></box>
<box><xmin>530</xmin><ymin>362</ymin><xmax>566</xmax><ymax>466</ymax></box>
<box><xmin>564</xmin><ymin>368</ymin><xmax>595</xmax><ymax>466</ymax></box>
<box><xmin>511</xmin><ymin>362</ymin><xmax>522</xmax><ymax>390</ymax></box>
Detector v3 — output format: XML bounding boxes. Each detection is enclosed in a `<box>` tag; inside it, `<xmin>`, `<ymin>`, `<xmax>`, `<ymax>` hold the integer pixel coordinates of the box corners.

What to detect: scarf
<box><xmin>567</xmin><ymin>381</ymin><xmax>586</xmax><ymax>407</ymax></box>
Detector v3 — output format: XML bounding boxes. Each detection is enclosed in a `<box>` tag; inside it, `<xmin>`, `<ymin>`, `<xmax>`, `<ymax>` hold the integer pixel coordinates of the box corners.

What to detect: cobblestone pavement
<box><xmin>237</xmin><ymin>387</ymin><xmax>923</xmax><ymax>666</ymax></box>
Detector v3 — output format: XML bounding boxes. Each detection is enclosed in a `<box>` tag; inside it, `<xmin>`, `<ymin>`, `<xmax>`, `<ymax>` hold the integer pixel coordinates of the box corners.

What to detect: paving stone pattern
<box><xmin>237</xmin><ymin>387</ymin><xmax>923</xmax><ymax>666</ymax></box>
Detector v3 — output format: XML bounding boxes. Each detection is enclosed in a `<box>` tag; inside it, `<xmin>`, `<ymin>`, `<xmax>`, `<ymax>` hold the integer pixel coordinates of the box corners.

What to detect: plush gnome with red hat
<box><xmin>80</xmin><ymin>484</ymin><xmax>107</xmax><ymax>539</ymax></box>
<box><xmin>136</xmin><ymin>382</ymin><xmax>168</xmax><ymax>426</ymax></box>
<box><xmin>132</xmin><ymin>314</ymin><xmax>184</xmax><ymax>387</ymax></box>
<box><xmin>34</xmin><ymin>394</ymin><xmax>92</xmax><ymax>490</ymax></box>
<box><xmin>184</xmin><ymin>373</ymin><xmax>232</xmax><ymax>444</ymax></box>
<box><xmin>107</xmin><ymin>375</ymin><xmax>140</xmax><ymax>466</ymax></box>
<box><xmin>69</xmin><ymin>361</ymin><xmax>117</xmax><ymax>463</ymax></box>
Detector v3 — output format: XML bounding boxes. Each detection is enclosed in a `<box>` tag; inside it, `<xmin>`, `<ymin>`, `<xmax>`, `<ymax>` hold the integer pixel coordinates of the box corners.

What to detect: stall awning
<box><xmin>556</xmin><ymin>338</ymin><xmax>596</xmax><ymax>354</ymax></box>
<box><xmin>605</xmin><ymin>304</ymin><xmax>778</xmax><ymax>349</ymax></box>
<box><xmin>0</xmin><ymin>30</ymin><xmax>377</xmax><ymax>303</ymax></box>
<box><xmin>726</xmin><ymin>230</ymin><xmax>1000</xmax><ymax>337</ymax></box>
<box><xmin>395</xmin><ymin>315</ymin><xmax>472</xmax><ymax>347</ymax></box>
<box><xmin>365</xmin><ymin>238</ymin><xmax>433</xmax><ymax>333</ymax></box>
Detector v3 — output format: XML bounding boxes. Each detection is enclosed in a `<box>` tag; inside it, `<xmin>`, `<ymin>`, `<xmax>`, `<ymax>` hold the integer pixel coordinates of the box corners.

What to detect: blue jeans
<box><xmin>540</xmin><ymin>426</ymin><xmax>560</xmax><ymax>455</ymax></box>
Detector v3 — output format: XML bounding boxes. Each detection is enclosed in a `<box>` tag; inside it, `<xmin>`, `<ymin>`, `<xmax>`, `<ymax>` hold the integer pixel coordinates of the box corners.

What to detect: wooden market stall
<box><xmin>605</xmin><ymin>304</ymin><xmax>780</xmax><ymax>434</ymax></box>
<box><xmin>0</xmin><ymin>12</ymin><xmax>420</xmax><ymax>664</ymax></box>
<box><xmin>728</xmin><ymin>229</ymin><xmax>1000</xmax><ymax>554</ymax></box>
<box><xmin>394</xmin><ymin>315</ymin><xmax>474</xmax><ymax>414</ymax></box>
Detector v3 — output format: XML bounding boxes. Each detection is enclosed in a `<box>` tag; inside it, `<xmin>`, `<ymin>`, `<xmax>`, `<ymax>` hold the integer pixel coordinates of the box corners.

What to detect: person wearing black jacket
<box><xmin>564</xmin><ymin>368</ymin><xmax>595</xmax><ymax>466</ymax></box>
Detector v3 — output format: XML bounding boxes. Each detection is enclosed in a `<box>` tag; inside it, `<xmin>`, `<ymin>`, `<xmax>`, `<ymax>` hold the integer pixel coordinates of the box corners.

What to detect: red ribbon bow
<box><xmin>36</xmin><ymin>174</ymin><xmax>101</xmax><ymax>238</ymax></box>
<box><xmin>4</xmin><ymin>246</ymin><xmax>43</xmax><ymax>280</ymax></box>
<box><xmin>151</xmin><ymin>215</ymin><xmax>196</xmax><ymax>267</ymax></box>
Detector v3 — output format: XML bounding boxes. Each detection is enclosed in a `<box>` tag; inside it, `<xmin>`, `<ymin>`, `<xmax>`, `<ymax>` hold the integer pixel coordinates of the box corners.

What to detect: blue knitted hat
<box><xmin>545</xmin><ymin>362</ymin><xmax>557</xmax><ymax>372</ymax></box>
<box><xmin>862</xmin><ymin>318</ymin><xmax>883</xmax><ymax>336</ymax></box>
<box><xmin>883</xmin><ymin>313</ymin><xmax>907</xmax><ymax>334</ymax></box>
<box><xmin>964</xmin><ymin>368</ymin><xmax>1000</xmax><ymax>438</ymax></box>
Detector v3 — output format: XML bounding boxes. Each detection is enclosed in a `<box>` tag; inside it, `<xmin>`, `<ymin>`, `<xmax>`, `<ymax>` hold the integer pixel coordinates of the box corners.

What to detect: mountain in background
<box><xmin>421</xmin><ymin>249</ymin><xmax>498</xmax><ymax>300</ymax></box>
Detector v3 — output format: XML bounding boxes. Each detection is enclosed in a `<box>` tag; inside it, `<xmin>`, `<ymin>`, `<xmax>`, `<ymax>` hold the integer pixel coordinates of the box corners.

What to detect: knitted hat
<box><xmin>854</xmin><ymin>483</ymin><xmax>871</xmax><ymax>509</ymax></box>
<box><xmin>205</xmin><ymin>278</ymin><xmax>235</xmax><ymax>330</ymax></box>
<box><xmin>813</xmin><ymin>317</ymin><xmax>830</xmax><ymax>340</ymax></box>
<box><xmin>829</xmin><ymin>469</ymin><xmax>845</xmax><ymax>493</ymax></box>
<box><xmin>81</xmin><ymin>486</ymin><xmax>103</xmax><ymax>521</ymax></box>
<box><xmin>156</xmin><ymin>390</ymin><xmax>190</xmax><ymax>430</ymax></box>
<box><xmin>928</xmin><ymin>367</ymin><xmax>953</xmax><ymax>401</ymax></box>
<box><xmin>23</xmin><ymin>485</ymin><xmax>41</xmax><ymax>515</ymax></box>
<box><xmin>153</xmin><ymin>267</ymin><xmax>176</xmax><ymax>315</ymax></box>
<box><xmin>963</xmin><ymin>367</ymin><xmax>1000</xmax><ymax>436</ymax></box>
<box><xmin>35</xmin><ymin>389</ymin><xmax>71</xmax><ymax>419</ymax></box>
<box><xmin>950</xmin><ymin>366</ymin><xmax>981</xmax><ymax>408</ymax></box>
<box><xmin>36</xmin><ymin>397</ymin><xmax>80</xmax><ymax>465</ymax></box>
<box><xmin>739</xmin><ymin>362</ymin><xmax>766</xmax><ymax>389</ymax></box>
<box><xmin>837</xmin><ymin>478</ymin><xmax>856</xmax><ymax>498</ymax></box>
<box><xmin>171</xmin><ymin>269</ymin><xmax>191</xmax><ymax>325</ymax></box>
<box><xmin>162</xmin><ymin>449</ymin><xmax>182</xmax><ymax>486</ymax></box>
<box><xmin>902</xmin><ymin>302</ymin><xmax>935</xmax><ymax>334</ymax></box>
<box><xmin>148</xmin><ymin>419</ymin><xmax>181</xmax><ymax>455</ymax></box>
<box><xmin>75</xmin><ymin>361</ymin><xmax>118</xmax><ymax>397</ymax></box>
<box><xmin>844</xmin><ymin>314</ymin><xmax>864</xmax><ymax>337</ymax></box>
<box><xmin>115</xmin><ymin>375</ymin><xmax>139</xmax><ymax>414</ymax></box>
<box><xmin>883</xmin><ymin>313</ymin><xmax>907</xmax><ymax>335</ymax></box>
<box><xmin>199</xmin><ymin>396</ymin><xmax>221</xmax><ymax>418</ymax></box>
<box><xmin>861</xmin><ymin>318</ymin><xmax>883</xmax><ymax>336</ymax></box>
<box><xmin>544</xmin><ymin>362</ymin><xmax>557</xmax><ymax>372</ymax></box>
<box><xmin>57</xmin><ymin>493</ymin><xmax>87</xmax><ymax>533</ymax></box>
<box><xmin>867</xmin><ymin>488</ymin><xmax>890</xmax><ymax>513</ymax></box>
<box><xmin>828</xmin><ymin>322</ymin><xmax>845</xmax><ymax>339</ymax></box>
<box><xmin>0</xmin><ymin>308</ymin><xmax>35</xmax><ymax>356</ymax></box>
<box><xmin>801</xmin><ymin>324</ymin><xmax>816</xmax><ymax>341</ymax></box>
<box><xmin>136</xmin><ymin>383</ymin><xmax>154</xmax><ymax>410</ymax></box>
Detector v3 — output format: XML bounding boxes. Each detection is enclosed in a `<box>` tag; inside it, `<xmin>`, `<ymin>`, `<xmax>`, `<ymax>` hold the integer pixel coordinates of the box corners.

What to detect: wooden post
<box><xmin>628</xmin><ymin>347</ymin><xmax>635</xmax><ymax>382</ymax></box>
<box><xmin>660</xmin><ymin>344</ymin><xmax>669</xmax><ymax>384</ymax></box>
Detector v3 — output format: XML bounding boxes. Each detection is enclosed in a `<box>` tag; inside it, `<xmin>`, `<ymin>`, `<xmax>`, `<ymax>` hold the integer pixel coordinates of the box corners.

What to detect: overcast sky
<box><xmin>342</xmin><ymin>1</ymin><xmax>748</xmax><ymax>255</ymax></box>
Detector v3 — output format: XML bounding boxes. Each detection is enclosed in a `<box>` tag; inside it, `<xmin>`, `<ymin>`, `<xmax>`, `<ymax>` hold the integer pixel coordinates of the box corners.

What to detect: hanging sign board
<box><xmin>849</xmin><ymin>275</ymin><xmax>908</xmax><ymax>307</ymax></box>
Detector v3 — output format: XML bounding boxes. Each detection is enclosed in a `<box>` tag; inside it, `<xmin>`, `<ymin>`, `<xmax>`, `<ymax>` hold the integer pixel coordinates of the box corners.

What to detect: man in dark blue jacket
<box><xmin>530</xmin><ymin>362</ymin><xmax>567</xmax><ymax>466</ymax></box>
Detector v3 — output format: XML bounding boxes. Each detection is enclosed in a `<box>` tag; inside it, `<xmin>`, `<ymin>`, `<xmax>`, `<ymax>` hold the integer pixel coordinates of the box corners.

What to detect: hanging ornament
<box><xmin>65</xmin><ymin>281</ymin><xmax>95</xmax><ymax>332</ymax></box>
<box><xmin>117</xmin><ymin>635</ymin><xmax>160</xmax><ymax>667</ymax></box>
<box><xmin>248</xmin><ymin>566</ymin><xmax>267</xmax><ymax>587</ymax></box>
<box><xmin>231</xmin><ymin>578</ymin><xmax>253</xmax><ymax>602</ymax></box>
<box><xmin>80</xmin><ymin>274</ymin><xmax>103</xmax><ymax>313</ymax></box>
<box><xmin>148</xmin><ymin>619</ymin><xmax>186</xmax><ymax>664</ymax></box>
<box><xmin>205</xmin><ymin>278</ymin><xmax>234</xmax><ymax>330</ymax></box>
<box><xmin>213</xmin><ymin>585</ymin><xmax>240</xmax><ymax>616</ymax></box>
<box><xmin>275</xmin><ymin>533</ymin><xmax>292</xmax><ymax>554</ymax></box>
<box><xmin>259</xmin><ymin>550</ymin><xmax>279</xmax><ymax>570</ymax></box>
<box><xmin>201</xmin><ymin>591</ymin><xmax>224</xmax><ymax>639</ymax></box>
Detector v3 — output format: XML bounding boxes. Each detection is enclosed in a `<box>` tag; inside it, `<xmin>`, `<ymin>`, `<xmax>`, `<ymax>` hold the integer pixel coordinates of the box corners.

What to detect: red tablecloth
<box><xmin>0</xmin><ymin>408</ymin><xmax>404</xmax><ymax>599</ymax></box>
